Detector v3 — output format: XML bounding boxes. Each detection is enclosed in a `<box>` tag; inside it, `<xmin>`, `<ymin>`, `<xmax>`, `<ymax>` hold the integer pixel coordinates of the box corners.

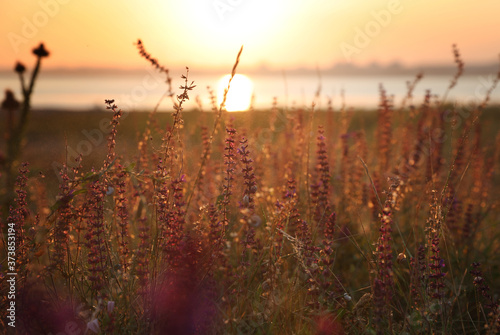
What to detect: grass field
<box><xmin>1</xmin><ymin>44</ymin><xmax>500</xmax><ymax>334</ymax></box>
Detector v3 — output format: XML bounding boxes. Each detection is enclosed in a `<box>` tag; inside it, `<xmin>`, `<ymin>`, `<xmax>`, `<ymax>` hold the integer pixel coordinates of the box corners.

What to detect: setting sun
<box><xmin>217</xmin><ymin>74</ymin><xmax>254</xmax><ymax>112</ymax></box>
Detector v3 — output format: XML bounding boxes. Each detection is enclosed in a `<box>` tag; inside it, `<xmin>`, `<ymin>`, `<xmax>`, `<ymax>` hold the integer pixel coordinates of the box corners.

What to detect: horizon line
<box><xmin>0</xmin><ymin>60</ymin><xmax>498</xmax><ymax>76</ymax></box>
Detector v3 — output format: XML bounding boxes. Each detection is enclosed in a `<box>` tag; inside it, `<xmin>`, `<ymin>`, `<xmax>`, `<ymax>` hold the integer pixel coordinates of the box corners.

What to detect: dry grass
<box><xmin>1</xmin><ymin>42</ymin><xmax>500</xmax><ymax>334</ymax></box>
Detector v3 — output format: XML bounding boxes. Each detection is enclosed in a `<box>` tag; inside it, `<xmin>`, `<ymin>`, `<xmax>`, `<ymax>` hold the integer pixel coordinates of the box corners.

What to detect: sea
<box><xmin>0</xmin><ymin>70</ymin><xmax>499</xmax><ymax>111</ymax></box>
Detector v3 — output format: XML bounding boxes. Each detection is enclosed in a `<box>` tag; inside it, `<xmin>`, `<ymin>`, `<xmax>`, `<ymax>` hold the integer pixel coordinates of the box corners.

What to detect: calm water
<box><xmin>0</xmin><ymin>70</ymin><xmax>498</xmax><ymax>111</ymax></box>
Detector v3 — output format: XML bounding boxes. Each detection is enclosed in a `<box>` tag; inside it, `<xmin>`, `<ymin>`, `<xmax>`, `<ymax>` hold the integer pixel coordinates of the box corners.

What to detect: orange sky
<box><xmin>2</xmin><ymin>0</ymin><xmax>500</xmax><ymax>71</ymax></box>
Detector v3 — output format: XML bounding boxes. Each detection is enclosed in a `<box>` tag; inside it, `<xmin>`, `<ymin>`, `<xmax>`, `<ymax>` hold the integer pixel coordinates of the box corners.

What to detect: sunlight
<box><xmin>186</xmin><ymin>1</ymin><xmax>287</xmax><ymax>45</ymax></box>
<box><xmin>217</xmin><ymin>74</ymin><xmax>254</xmax><ymax>112</ymax></box>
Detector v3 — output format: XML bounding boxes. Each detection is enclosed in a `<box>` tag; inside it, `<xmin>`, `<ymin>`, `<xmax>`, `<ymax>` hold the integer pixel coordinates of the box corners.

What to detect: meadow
<box><xmin>1</xmin><ymin>42</ymin><xmax>500</xmax><ymax>334</ymax></box>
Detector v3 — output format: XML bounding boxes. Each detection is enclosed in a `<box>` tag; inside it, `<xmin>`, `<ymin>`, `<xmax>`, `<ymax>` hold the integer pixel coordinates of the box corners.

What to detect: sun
<box><xmin>217</xmin><ymin>74</ymin><xmax>254</xmax><ymax>112</ymax></box>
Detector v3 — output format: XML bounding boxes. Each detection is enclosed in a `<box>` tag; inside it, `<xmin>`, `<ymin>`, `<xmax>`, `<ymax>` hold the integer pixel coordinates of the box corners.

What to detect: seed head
<box><xmin>33</xmin><ymin>43</ymin><xmax>50</xmax><ymax>58</ymax></box>
<box><xmin>14</xmin><ymin>62</ymin><xmax>26</xmax><ymax>74</ymax></box>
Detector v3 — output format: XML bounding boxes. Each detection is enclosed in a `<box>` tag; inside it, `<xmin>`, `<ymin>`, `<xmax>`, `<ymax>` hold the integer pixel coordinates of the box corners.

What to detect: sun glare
<box><xmin>217</xmin><ymin>74</ymin><xmax>254</xmax><ymax>112</ymax></box>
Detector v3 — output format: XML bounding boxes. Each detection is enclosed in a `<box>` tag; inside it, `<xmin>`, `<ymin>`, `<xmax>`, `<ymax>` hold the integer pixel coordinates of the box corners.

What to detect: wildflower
<box><xmin>221</xmin><ymin>127</ymin><xmax>237</xmax><ymax>227</ymax></box>
<box><xmin>14</xmin><ymin>62</ymin><xmax>26</xmax><ymax>74</ymax></box>
<box><xmin>32</xmin><ymin>43</ymin><xmax>50</xmax><ymax>57</ymax></box>
<box><xmin>448</xmin><ymin>44</ymin><xmax>464</xmax><ymax>90</ymax></box>
<box><xmin>470</xmin><ymin>262</ymin><xmax>499</xmax><ymax>311</ymax></box>
<box><xmin>313</xmin><ymin>125</ymin><xmax>331</xmax><ymax>224</ymax></box>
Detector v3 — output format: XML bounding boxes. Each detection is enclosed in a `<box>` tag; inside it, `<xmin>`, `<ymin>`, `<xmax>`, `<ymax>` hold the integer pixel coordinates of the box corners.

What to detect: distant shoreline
<box><xmin>0</xmin><ymin>62</ymin><xmax>498</xmax><ymax>77</ymax></box>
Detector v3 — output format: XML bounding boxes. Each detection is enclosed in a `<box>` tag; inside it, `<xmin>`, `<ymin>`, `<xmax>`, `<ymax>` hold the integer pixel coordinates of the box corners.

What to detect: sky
<box><xmin>1</xmin><ymin>0</ymin><xmax>500</xmax><ymax>72</ymax></box>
